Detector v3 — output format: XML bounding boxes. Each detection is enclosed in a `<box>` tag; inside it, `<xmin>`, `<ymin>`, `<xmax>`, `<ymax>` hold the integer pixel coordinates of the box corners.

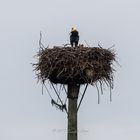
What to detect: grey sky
<box><xmin>0</xmin><ymin>0</ymin><xmax>140</xmax><ymax>140</ymax></box>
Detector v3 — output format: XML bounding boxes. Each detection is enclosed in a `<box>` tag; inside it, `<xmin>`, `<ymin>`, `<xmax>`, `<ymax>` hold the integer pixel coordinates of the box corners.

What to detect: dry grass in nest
<box><xmin>33</xmin><ymin>45</ymin><xmax>116</xmax><ymax>88</ymax></box>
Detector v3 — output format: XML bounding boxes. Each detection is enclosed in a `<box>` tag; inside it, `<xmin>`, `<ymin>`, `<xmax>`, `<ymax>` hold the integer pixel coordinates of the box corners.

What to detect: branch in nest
<box><xmin>51</xmin><ymin>99</ymin><xmax>67</xmax><ymax>112</ymax></box>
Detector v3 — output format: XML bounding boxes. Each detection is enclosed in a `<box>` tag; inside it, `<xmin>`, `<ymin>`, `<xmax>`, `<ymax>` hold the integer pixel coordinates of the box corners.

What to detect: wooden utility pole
<box><xmin>67</xmin><ymin>84</ymin><xmax>80</xmax><ymax>140</ymax></box>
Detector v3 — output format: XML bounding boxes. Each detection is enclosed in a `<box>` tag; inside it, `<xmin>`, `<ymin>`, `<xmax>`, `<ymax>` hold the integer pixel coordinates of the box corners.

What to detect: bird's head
<box><xmin>72</xmin><ymin>27</ymin><xmax>77</xmax><ymax>31</ymax></box>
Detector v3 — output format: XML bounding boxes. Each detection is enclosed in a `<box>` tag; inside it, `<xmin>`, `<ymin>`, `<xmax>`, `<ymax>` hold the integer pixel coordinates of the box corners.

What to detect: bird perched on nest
<box><xmin>70</xmin><ymin>27</ymin><xmax>79</xmax><ymax>47</ymax></box>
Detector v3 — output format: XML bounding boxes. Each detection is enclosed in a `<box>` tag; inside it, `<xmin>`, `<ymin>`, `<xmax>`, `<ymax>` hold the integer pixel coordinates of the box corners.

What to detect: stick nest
<box><xmin>33</xmin><ymin>45</ymin><xmax>116</xmax><ymax>86</ymax></box>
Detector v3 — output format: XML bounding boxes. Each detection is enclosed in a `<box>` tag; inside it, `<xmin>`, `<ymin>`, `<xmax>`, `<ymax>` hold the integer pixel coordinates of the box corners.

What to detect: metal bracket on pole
<box><xmin>77</xmin><ymin>84</ymin><xmax>88</xmax><ymax>112</ymax></box>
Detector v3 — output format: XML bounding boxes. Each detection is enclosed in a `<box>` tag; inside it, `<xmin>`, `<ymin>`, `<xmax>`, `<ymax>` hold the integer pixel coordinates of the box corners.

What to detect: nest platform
<box><xmin>34</xmin><ymin>45</ymin><xmax>116</xmax><ymax>86</ymax></box>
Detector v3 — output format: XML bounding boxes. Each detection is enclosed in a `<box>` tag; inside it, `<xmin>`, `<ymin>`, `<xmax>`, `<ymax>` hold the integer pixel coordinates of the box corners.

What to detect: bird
<box><xmin>70</xmin><ymin>27</ymin><xmax>79</xmax><ymax>47</ymax></box>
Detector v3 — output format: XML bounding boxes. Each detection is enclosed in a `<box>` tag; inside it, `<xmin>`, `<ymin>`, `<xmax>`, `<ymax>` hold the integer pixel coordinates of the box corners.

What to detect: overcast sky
<box><xmin>0</xmin><ymin>0</ymin><xmax>140</xmax><ymax>140</ymax></box>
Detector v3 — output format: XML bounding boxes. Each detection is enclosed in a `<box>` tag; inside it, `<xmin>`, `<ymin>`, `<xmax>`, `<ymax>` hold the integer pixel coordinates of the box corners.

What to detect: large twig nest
<box><xmin>33</xmin><ymin>45</ymin><xmax>116</xmax><ymax>87</ymax></box>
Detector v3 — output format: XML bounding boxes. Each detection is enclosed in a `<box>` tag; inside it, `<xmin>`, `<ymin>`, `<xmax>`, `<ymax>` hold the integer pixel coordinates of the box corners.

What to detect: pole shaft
<box><xmin>67</xmin><ymin>84</ymin><xmax>80</xmax><ymax>140</ymax></box>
